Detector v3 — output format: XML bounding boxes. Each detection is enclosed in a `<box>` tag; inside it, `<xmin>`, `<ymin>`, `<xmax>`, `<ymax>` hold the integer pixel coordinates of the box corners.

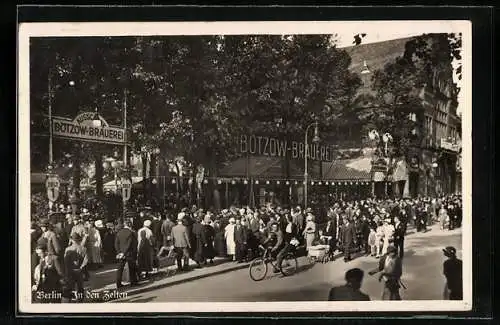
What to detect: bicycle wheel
<box><xmin>280</xmin><ymin>253</ymin><xmax>298</xmax><ymax>277</ymax></box>
<box><xmin>249</xmin><ymin>258</ymin><xmax>268</xmax><ymax>281</ymax></box>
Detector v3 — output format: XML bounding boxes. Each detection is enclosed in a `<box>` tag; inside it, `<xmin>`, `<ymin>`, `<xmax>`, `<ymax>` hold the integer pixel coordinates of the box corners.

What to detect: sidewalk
<box><xmin>84</xmin><ymin>256</ymin><xmax>251</xmax><ymax>302</ymax></box>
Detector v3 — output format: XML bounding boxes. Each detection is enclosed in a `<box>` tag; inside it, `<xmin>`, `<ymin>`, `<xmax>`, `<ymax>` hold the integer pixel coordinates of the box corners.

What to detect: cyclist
<box><xmin>262</xmin><ymin>223</ymin><xmax>284</xmax><ymax>273</ymax></box>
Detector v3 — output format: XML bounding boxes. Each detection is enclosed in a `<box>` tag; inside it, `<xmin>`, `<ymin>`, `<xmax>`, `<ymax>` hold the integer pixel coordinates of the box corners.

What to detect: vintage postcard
<box><xmin>18</xmin><ymin>20</ymin><xmax>472</xmax><ymax>313</ymax></box>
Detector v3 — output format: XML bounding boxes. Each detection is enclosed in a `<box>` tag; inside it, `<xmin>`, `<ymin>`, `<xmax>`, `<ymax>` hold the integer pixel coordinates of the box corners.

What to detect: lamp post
<box><xmin>304</xmin><ymin>120</ymin><xmax>320</xmax><ymax>209</ymax></box>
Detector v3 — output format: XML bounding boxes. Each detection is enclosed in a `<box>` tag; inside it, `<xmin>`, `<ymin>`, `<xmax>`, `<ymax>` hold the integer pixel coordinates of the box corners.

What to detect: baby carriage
<box><xmin>156</xmin><ymin>245</ymin><xmax>178</xmax><ymax>276</ymax></box>
<box><xmin>307</xmin><ymin>244</ymin><xmax>331</xmax><ymax>264</ymax></box>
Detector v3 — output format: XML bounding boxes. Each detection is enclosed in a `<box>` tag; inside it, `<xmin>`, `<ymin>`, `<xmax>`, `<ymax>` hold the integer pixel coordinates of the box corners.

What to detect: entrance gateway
<box><xmin>47</xmin><ymin>112</ymin><xmax>131</xmax><ymax>203</ymax></box>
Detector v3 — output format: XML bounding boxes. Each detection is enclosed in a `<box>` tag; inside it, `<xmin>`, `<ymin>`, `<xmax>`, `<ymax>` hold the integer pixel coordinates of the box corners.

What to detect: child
<box><xmin>368</xmin><ymin>227</ymin><xmax>377</xmax><ymax>257</ymax></box>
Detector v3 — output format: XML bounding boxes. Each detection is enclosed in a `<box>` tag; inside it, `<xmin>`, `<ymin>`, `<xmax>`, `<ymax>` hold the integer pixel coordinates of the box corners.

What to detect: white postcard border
<box><xmin>18</xmin><ymin>20</ymin><xmax>473</xmax><ymax>313</ymax></box>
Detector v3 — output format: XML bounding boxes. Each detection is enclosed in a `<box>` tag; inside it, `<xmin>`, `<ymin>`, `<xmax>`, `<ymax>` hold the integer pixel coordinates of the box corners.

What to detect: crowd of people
<box><xmin>30</xmin><ymin>192</ymin><xmax>462</xmax><ymax>303</ymax></box>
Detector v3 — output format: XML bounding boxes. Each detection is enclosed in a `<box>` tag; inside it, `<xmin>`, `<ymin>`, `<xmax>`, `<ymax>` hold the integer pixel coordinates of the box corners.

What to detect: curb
<box><xmin>110</xmin><ymin>262</ymin><xmax>251</xmax><ymax>301</ymax></box>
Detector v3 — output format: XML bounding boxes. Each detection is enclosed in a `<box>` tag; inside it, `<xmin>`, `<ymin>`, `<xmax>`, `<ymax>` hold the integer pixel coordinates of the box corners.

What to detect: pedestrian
<box><xmin>234</xmin><ymin>217</ymin><xmax>248</xmax><ymax>263</ymax></box>
<box><xmin>224</xmin><ymin>217</ymin><xmax>237</xmax><ymax>261</ymax></box>
<box><xmin>373</xmin><ymin>245</ymin><xmax>403</xmax><ymax>300</ymax></box>
<box><xmin>393</xmin><ymin>216</ymin><xmax>405</xmax><ymax>259</ymax></box>
<box><xmin>442</xmin><ymin>246</ymin><xmax>463</xmax><ymax>300</ymax></box>
<box><xmin>114</xmin><ymin>220</ymin><xmax>139</xmax><ymax>289</ymax></box>
<box><xmin>381</xmin><ymin>218</ymin><xmax>395</xmax><ymax>256</ymax></box>
<box><xmin>32</xmin><ymin>240</ymin><xmax>64</xmax><ymax>303</ymax></box>
<box><xmin>63</xmin><ymin>232</ymin><xmax>88</xmax><ymax>302</ymax></box>
<box><xmin>137</xmin><ymin>220</ymin><xmax>155</xmax><ymax>278</ymax></box>
<box><xmin>302</xmin><ymin>214</ymin><xmax>316</xmax><ymax>252</ymax></box>
<box><xmin>192</xmin><ymin>216</ymin><xmax>206</xmax><ymax>268</ymax></box>
<box><xmin>39</xmin><ymin>219</ymin><xmax>64</xmax><ymax>277</ymax></box>
<box><xmin>368</xmin><ymin>226</ymin><xmax>377</xmax><ymax>257</ymax></box>
<box><xmin>438</xmin><ymin>206</ymin><xmax>448</xmax><ymax>230</ymax></box>
<box><xmin>340</xmin><ymin>217</ymin><xmax>355</xmax><ymax>262</ymax></box>
<box><xmin>328</xmin><ymin>268</ymin><xmax>370</xmax><ymax>301</ymax></box>
<box><xmin>323</xmin><ymin>216</ymin><xmax>336</xmax><ymax>260</ymax></box>
<box><xmin>171</xmin><ymin>213</ymin><xmax>191</xmax><ymax>272</ymax></box>
<box><xmin>202</xmin><ymin>214</ymin><xmax>216</xmax><ymax>264</ymax></box>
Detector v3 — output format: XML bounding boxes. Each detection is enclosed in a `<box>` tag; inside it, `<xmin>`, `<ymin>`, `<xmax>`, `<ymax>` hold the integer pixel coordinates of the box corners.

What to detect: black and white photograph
<box><xmin>18</xmin><ymin>20</ymin><xmax>472</xmax><ymax>313</ymax></box>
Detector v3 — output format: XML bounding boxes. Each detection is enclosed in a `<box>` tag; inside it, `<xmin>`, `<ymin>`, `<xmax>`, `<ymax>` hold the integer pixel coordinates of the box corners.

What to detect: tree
<box><xmin>356</xmin><ymin>33</ymin><xmax>461</xmax><ymax>158</ymax></box>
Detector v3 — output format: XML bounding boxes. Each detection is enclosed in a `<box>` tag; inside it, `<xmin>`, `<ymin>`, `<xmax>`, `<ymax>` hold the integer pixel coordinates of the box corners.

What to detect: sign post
<box><xmin>46</xmin><ymin>174</ymin><xmax>61</xmax><ymax>202</ymax></box>
<box><xmin>121</xmin><ymin>176</ymin><xmax>132</xmax><ymax>221</ymax></box>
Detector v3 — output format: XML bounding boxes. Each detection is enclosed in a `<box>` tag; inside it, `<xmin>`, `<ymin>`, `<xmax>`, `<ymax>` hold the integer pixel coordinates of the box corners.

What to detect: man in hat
<box><xmin>171</xmin><ymin>213</ymin><xmax>191</xmax><ymax>271</ymax></box>
<box><xmin>393</xmin><ymin>216</ymin><xmax>406</xmax><ymax>259</ymax></box>
<box><xmin>442</xmin><ymin>246</ymin><xmax>462</xmax><ymax>300</ymax></box>
<box><xmin>63</xmin><ymin>232</ymin><xmax>88</xmax><ymax>302</ymax></box>
<box><xmin>114</xmin><ymin>220</ymin><xmax>139</xmax><ymax>289</ymax></box>
<box><xmin>328</xmin><ymin>268</ymin><xmax>370</xmax><ymax>301</ymax></box>
<box><xmin>369</xmin><ymin>245</ymin><xmax>403</xmax><ymax>300</ymax></box>
<box><xmin>340</xmin><ymin>217</ymin><xmax>356</xmax><ymax>262</ymax></box>
<box><xmin>40</xmin><ymin>219</ymin><xmax>65</xmax><ymax>276</ymax></box>
<box><xmin>234</xmin><ymin>217</ymin><xmax>248</xmax><ymax>263</ymax></box>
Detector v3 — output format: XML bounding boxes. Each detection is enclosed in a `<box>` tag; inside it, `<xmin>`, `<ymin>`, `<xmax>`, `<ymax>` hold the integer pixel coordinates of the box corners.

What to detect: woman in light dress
<box><xmin>224</xmin><ymin>217</ymin><xmax>236</xmax><ymax>261</ymax></box>
<box><xmin>302</xmin><ymin>214</ymin><xmax>317</xmax><ymax>251</ymax></box>
<box><xmin>86</xmin><ymin>221</ymin><xmax>103</xmax><ymax>267</ymax></box>
<box><xmin>375</xmin><ymin>221</ymin><xmax>385</xmax><ymax>258</ymax></box>
<box><xmin>438</xmin><ymin>207</ymin><xmax>448</xmax><ymax>230</ymax></box>
<box><xmin>381</xmin><ymin>218</ymin><xmax>395</xmax><ymax>256</ymax></box>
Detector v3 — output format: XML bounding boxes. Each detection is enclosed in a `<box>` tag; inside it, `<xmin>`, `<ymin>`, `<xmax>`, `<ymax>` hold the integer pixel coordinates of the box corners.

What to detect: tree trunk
<box><xmin>142</xmin><ymin>152</ymin><xmax>148</xmax><ymax>203</ymax></box>
<box><xmin>94</xmin><ymin>152</ymin><xmax>104</xmax><ymax>198</ymax></box>
<box><xmin>208</xmin><ymin>152</ymin><xmax>220</xmax><ymax>211</ymax></box>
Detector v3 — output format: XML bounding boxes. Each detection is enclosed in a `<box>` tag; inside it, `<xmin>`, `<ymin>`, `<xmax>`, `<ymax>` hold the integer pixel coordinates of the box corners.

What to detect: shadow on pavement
<box><xmin>242</xmin><ymin>282</ymin><xmax>332</xmax><ymax>301</ymax></box>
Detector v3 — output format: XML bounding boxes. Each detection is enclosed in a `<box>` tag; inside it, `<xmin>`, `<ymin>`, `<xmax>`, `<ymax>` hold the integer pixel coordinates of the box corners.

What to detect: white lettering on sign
<box><xmin>238</xmin><ymin>135</ymin><xmax>334</xmax><ymax>162</ymax></box>
<box><xmin>52</xmin><ymin>118</ymin><xmax>125</xmax><ymax>144</ymax></box>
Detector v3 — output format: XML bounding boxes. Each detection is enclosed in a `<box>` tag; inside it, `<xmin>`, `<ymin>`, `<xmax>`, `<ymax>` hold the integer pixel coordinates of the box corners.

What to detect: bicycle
<box><xmin>249</xmin><ymin>245</ymin><xmax>298</xmax><ymax>281</ymax></box>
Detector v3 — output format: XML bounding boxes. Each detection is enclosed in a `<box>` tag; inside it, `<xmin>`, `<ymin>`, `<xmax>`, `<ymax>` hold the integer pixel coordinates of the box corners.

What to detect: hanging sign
<box><xmin>121</xmin><ymin>177</ymin><xmax>132</xmax><ymax>201</ymax></box>
<box><xmin>238</xmin><ymin>134</ymin><xmax>334</xmax><ymax>162</ymax></box>
<box><xmin>46</xmin><ymin>174</ymin><xmax>60</xmax><ymax>202</ymax></box>
<box><xmin>52</xmin><ymin>112</ymin><xmax>126</xmax><ymax>144</ymax></box>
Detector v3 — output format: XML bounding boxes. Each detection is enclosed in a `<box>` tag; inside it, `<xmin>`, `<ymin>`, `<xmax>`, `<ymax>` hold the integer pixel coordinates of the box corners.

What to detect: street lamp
<box><xmin>304</xmin><ymin>120</ymin><xmax>320</xmax><ymax>209</ymax></box>
<box><xmin>92</xmin><ymin>108</ymin><xmax>102</xmax><ymax>128</ymax></box>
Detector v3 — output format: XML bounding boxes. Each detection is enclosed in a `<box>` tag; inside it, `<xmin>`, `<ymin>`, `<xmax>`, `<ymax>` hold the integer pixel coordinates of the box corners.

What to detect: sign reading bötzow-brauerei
<box><xmin>238</xmin><ymin>134</ymin><xmax>334</xmax><ymax>162</ymax></box>
<box><xmin>52</xmin><ymin>112</ymin><xmax>125</xmax><ymax>145</ymax></box>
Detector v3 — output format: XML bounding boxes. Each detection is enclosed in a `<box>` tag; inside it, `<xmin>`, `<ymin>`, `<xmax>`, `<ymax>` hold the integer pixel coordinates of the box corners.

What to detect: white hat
<box><xmin>239</xmin><ymin>208</ymin><xmax>246</xmax><ymax>215</ymax></box>
<box><xmin>221</xmin><ymin>209</ymin><xmax>229</xmax><ymax>214</ymax></box>
<box><xmin>82</xmin><ymin>208</ymin><xmax>88</xmax><ymax>214</ymax></box>
<box><xmin>143</xmin><ymin>220</ymin><xmax>152</xmax><ymax>227</ymax></box>
<box><xmin>177</xmin><ymin>212</ymin><xmax>186</xmax><ymax>220</ymax></box>
<box><xmin>94</xmin><ymin>220</ymin><xmax>104</xmax><ymax>228</ymax></box>
<box><xmin>229</xmin><ymin>217</ymin><xmax>236</xmax><ymax>224</ymax></box>
<box><xmin>306</xmin><ymin>215</ymin><xmax>314</xmax><ymax>222</ymax></box>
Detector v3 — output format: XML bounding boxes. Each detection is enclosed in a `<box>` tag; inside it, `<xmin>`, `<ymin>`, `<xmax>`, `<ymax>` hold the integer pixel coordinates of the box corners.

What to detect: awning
<box><xmin>322</xmin><ymin>157</ymin><xmax>372</xmax><ymax>181</ymax></box>
<box><xmin>219</xmin><ymin>156</ymin><xmax>312</xmax><ymax>179</ymax></box>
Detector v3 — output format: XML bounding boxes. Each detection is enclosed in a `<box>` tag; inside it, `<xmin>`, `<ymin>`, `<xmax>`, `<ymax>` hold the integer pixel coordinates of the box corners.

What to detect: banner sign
<box><xmin>440</xmin><ymin>138</ymin><xmax>460</xmax><ymax>153</ymax></box>
<box><xmin>52</xmin><ymin>112</ymin><xmax>126</xmax><ymax>144</ymax></box>
<box><xmin>121</xmin><ymin>177</ymin><xmax>132</xmax><ymax>201</ymax></box>
<box><xmin>46</xmin><ymin>174</ymin><xmax>61</xmax><ymax>202</ymax></box>
<box><xmin>238</xmin><ymin>135</ymin><xmax>334</xmax><ymax>162</ymax></box>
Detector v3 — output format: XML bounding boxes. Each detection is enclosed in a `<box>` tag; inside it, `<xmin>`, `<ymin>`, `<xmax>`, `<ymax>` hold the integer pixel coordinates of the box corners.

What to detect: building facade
<box><xmin>345</xmin><ymin>35</ymin><xmax>462</xmax><ymax>198</ymax></box>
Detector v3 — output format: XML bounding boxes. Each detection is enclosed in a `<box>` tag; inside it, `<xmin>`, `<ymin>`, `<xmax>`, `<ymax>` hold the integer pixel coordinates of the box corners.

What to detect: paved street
<box><xmin>115</xmin><ymin>225</ymin><xmax>462</xmax><ymax>302</ymax></box>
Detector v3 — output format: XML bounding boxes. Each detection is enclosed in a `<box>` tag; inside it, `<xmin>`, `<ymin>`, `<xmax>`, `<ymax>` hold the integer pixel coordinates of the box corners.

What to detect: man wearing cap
<box><xmin>373</xmin><ymin>245</ymin><xmax>403</xmax><ymax>300</ymax></box>
<box><xmin>63</xmin><ymin>232</ymin><xmax>88</xmax><ymax>302</ymax></box>
<box><xmin>442</xmin><ymin>246</ymin><xmax>462</xmax><ymax>300</ymax></box>
<box><xmin>328</xmin><ymin>268</ymin><xmax>370</xmax><ymax>301</ymax></box>
<box><xmin>171</xmin><ymin>213</ymin><xmax>191</xmax><ymax>271</ymax></box>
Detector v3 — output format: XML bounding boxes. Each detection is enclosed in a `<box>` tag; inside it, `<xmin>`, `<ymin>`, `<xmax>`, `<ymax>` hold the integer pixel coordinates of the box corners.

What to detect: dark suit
<box><xmin>340</xmin><ymin>223</ymin><xmax>355</xmax><ymax>261</ymax></box>
<box><xmin>324</xmin><ymin>220</ymin><xmax>337</xmax><ymax>256</ymax></box>
<box><xmin>114</xmin><ymin>227</ymin><xmax>138</xmax><ymax>286</ymax></box>
<box><xmin>393</xmin><ymin>222</ymin><xmax>406</xmax><ymax>259</ymax></box>
<box><xmin>234</xmin><ymin>224</ymin><xmax>248</xmax><ymax>262</ymax></box>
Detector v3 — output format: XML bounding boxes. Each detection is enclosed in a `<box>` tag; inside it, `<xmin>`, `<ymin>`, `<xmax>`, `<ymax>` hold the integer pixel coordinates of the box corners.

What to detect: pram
<box><xmin>307</xmin><ymin>244</ymin><xmax>331</xmax><ymax>263</ymax></box>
